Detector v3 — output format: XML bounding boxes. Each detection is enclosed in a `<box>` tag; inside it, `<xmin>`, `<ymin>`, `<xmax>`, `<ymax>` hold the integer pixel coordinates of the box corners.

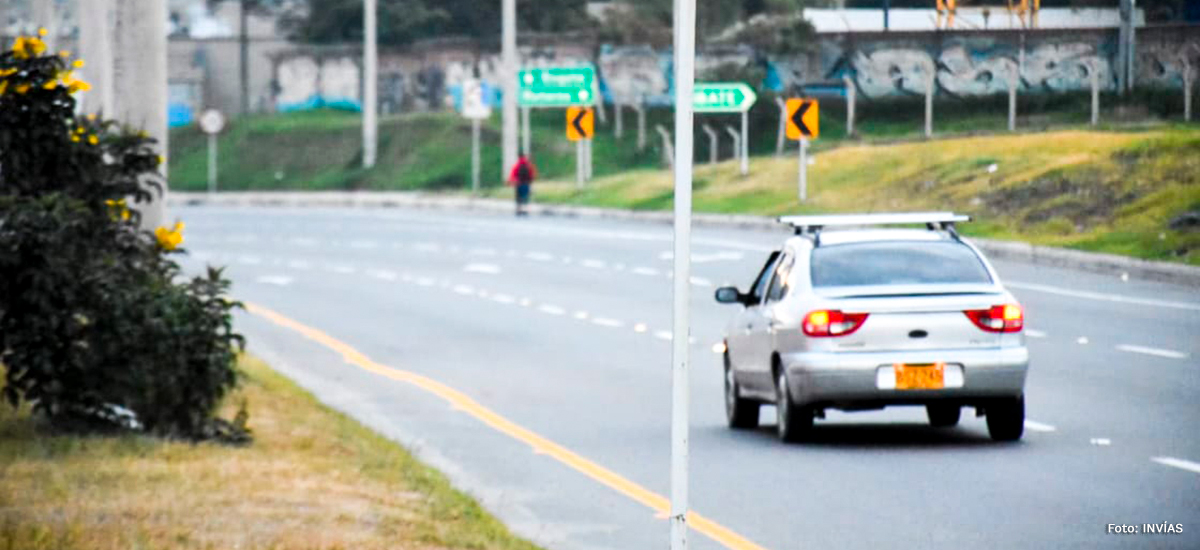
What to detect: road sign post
<box><xmin>786</xmin><ymin>98</ymin><xmax>819</xmax><ymax>202</ymax></box>
<box><xmin>363</xmin><ymin>0</ymin><xmax>377</xmax><ymax>169</ymax></box>
<box><xmin>670</xmin><ymin>1</ymin><xmax>697</xmax><ymax>549</ymax></box>
<box><xmin>198</xmin><ymin>109</ymin><xmax>226</xmax><ymax>195</ymax></box>
<box><xmin>461</xmin><ymin>79</ymin><xmax>492</xmax><ymax>195</ymax></box>
<box><xmin>567</xmin><ymin>107</ymin><xmax>594</xmax><ymax>188</ymax></box>
<box><xmin>502</xmin><ymin>0</ymin><xmax>517</xmax><ymax>183</ymax></box>
<box><xmin>521</xmin><ymin>107</ymin><xmax>531</xmax><ymax>156</ymax></box>
<box><xmin>693</xmin><ymin>82</ymin><xmax>756</xmax><ymax>175</ymax></box>
<box><xmin>844</xmin><ymin>76</ymin><xmax>856</xmax><ymax>136</ymax></box>
<box><xmin>775</xmin><ymin>97</ymin><xmax>786</xmax><ymax>156</ymax></box>
<box><xmin>724</xmin><ymin>126</ymin><xmax>740</xmax><ymax>171</ymax></box>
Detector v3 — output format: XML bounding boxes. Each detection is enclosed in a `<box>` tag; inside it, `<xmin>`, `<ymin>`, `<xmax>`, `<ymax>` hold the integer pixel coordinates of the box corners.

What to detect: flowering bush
<box><xmin>0</xmin><ymin>33</ymin><xmax>246</xmax><ymax>440</ymax></box>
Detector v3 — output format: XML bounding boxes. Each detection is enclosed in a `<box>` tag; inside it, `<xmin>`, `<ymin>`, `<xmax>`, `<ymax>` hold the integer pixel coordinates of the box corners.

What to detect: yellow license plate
<box><xmin>895</xmin><ymin>363</ymin><xmax>945</xmax><ymax>390</ymax></box>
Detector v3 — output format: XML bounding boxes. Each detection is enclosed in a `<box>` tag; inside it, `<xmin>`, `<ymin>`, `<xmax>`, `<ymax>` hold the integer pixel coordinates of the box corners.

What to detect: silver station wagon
<box><xmin>715</xmin><ymin>213</ymin><xmax>1029</xmax><ymax>443</ymax></box>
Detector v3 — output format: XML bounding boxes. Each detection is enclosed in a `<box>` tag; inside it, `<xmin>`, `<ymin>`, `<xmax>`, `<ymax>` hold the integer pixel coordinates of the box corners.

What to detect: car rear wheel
<box><xmin>986</xmin><ymin>396</ymin><xmax>1025</xmax><ymax>442</ymax></box>
<box><xmin>926</xmin><ymin>404</ymin><xmax>962</xmax><ymax>427</ymax></box>
<box><xmin>775</xmin><ymin>370</ymin><xmax>812</xmax><ymax>443</ymax></box>
<box><xmin>725</xmin><ymin>354</ymin><xmax>759</xmax><ymax>430</ymax></box>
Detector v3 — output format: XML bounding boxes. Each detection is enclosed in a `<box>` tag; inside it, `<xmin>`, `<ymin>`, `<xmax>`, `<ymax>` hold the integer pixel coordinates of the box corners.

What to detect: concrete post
<box><xmin>739</xmin><ymin>111</ymin><xmax>749</xmax><ymax>176</ymax></box>
<box><xmin>702</xmin><ymin>124</ymin><xmax>718</xmax><ymax>164</ymax></box>
<box><xmin>576</xmin><ymin>139</ymin><xmax>584</xmax><ymax>189</ymax></box>
<box><xmin>362</xmin><ymin>0</ymin><xmax>377</xmax><ymax>169</ymax></box>
<box><xmin>113</xmin><ymin>0</ymin><xmax>168</xmax><ymax>230</ymax></box>
<box><xmin>471</xmin><ymin>119</ymin><xmax>481</xmax><ymax>194</ymax></box>
<box><xmin>207</xmin><ymin>134</ymin><xmax>218</xmax><ymax>194</ymax></box>
<box><xmin>799</xmin><ymin>138</ymin><xmax>808</xmax><ymax>201</ymax></box>
<box><xmin>1182</xmin><ymin>56</ymin><xmax>1192</xmax><ymax>122</ymax></box>
<box><xmin>844</xmin><ymin>76</ymin><xmax>856</xmax><ymax>137</ymax></box>
<box><xmin>636</xmin><ymin>103</ymin><xmax>647</xmax><ymax>151</ymax></box>
<box><xmin>521</xmin><ymin>106</ymin><xmax>530</xmax><ymax>156</ymax></box>
<box><xmin>239</xmin><ymin>0</ymin><xmax>250</xmax><ymax>115</ymax></box>
<box><xmin>1091</xmin><ymin>62</ymin><xmax>1100</xmax><ymax>126</ymax></box>
<box><xmin>775</xmin><ymin>96</ymin><xmax>786</xmax><ymax>156</ymax></box>
<box><xmin>1008</xmin><ymin>66</ymin><xmax>1018</xmax><ymax>132</ymax></box>
<box><xmin>924</xmin><ymin>71</ymin><xmax>934</xmax><ymax>138</ymax></box>
<box><xmin>614</xmin><ymin>103</ymin><xmax>623</xmax><ymax>138</ymax></box>
<box><xmin>79</xmin><ymin>0</ymin><xmax>115</xmax><ymax>116</ymax></box>
<box><xmin>501</xmin><ymin>0</ymin><xmax>518</xmax><ymax>182</ymax></box>
<box><xmin>656</xmin><ymin>125</ymin><xmax>673</xmax><ymax>168</ymax></box>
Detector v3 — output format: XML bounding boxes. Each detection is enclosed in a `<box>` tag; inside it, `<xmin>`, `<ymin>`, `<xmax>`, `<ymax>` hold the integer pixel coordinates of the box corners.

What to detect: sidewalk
<box><xmin>170</xmin><ymin>191</ymin><xmax>1200</xmax><ymax>287</ymax></box>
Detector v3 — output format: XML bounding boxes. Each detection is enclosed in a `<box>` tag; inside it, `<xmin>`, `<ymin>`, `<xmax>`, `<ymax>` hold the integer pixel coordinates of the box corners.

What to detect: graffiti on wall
<box><xmin>268</xmin><ymin>27</ymin><xmax>1199</xmax><ymax>114</ymax></box>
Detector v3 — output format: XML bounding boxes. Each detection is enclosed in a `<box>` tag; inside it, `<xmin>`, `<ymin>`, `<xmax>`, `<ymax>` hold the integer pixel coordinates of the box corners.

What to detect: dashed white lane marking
<box><xmin>1005</xmin><ymin>281</ymin><xmax>1200</xmax><ymax>312</ymax></box>
<box><xmin>1090</xmin><ymin>438</ymin><xmax>1112</xmax><ymax>446</ymax></box>
<box><xmin>366</xmin><ymin>269</ymin><xmax>397</xmax><ymax>281</ymax></box>
<box><xmin>573</xmin><ymin>311</ymin><xmax>590</xmax><ymax>320</ymax></box>
<box><xmin>1151</xmin><ymin>457</ymin><xmax>1200</xmax><ymax>475</ymax></box>
<box><xmin>581</xmin><ymin>259</ymin><xmax>607</xmax><ymax>269</ymax></box>
<box><xmin>518</xmin><ymin>298</ymin><xmax>533</xmax><ymax>307</ymax></box>
<box><xmin>633</xmin><ymin>323</ymin><xmax>648</xmax><ymax>333</ymax></box>
<box><xmin>477</xmin><ymin>290</ymin><xmax>490</xmax><ymax>298</ymax></box>
<box><xmin>654</xmin><ymin>331</ymin><xmax>673</xmax><ymax>341</ymax></box>
<box><xmin>632</xmin><ymin>266</ymin><xmax>660</xmax><ymax>276</ymax></box>
<box><xmin>1076</xmin><ymin>337</ymin><xmax>1089</xmax><ymax>345</ymax></box>
<box><xmin>525</xmin><ymin>251</ymin><xmax>554</xmax><ymax>262</ymax></box>
<box><xmin>416</xmin><ymin>277</ymin><xmax>436</xmax><ymax>287</ymax></box>
<box><xmin>538</xmin><ymin>305</ymin><xmax>566</xmax><ymax>316</ymax></box>
<box><xmin>255</xmin><ymin>275</ymin><xmax>293</xmax><ymax>286</ymax></box>
<box><xmin>491</xmin><ymin>294</ymin><xmax>516</xmax><ymax>304</ymax></box>
<box><xmin>1023</xmin><ymin>420</ymin><xmax>1057</xmax><ymax>432</ymax></box>
<box><xmin>453</xmin><ymin>284</ymin><xmax>475</xmax><ymax>295</ymax></box>
<box><xmin>1025</xmin><ymin>329</ymin><xmax>1047</xmax><ymax>338</ymax></box>
<box><xmin>690</xmin><ymin>276</ymin><xmax>713</xmax><ymax>287</ymax></box>
<box><xmin>660</xmin><ymin>251</ymin><xmax>745</xmax><ymax>263</ymax></box>
<box><xmin>463</xmin><ymin>263</ymin><xmax>502</xmax><ymax>274</ymax></box>
<box><xmin>1115</xmin><ymin>344</ymin><xmax>1188</xmax><ymax>360</ymax></box>
<box><xmin>592</xmin><ymin>317</ymin><xmax>624</xmax><ymax>328</ymax></box>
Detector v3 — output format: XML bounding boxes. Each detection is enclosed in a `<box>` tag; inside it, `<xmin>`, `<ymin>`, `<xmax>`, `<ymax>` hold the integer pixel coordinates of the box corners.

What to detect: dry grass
<box><xmin>0</xmin><ymin>356</ymin><xmax>542</xmax><ymax>550</ymax></box>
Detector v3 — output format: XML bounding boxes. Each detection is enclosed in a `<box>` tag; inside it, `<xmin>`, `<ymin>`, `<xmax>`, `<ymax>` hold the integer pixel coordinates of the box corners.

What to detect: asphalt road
<box><xmin>176</xmin><ymin>205</ymin><xmax>1199</xmax><ymax>550</ymax></box>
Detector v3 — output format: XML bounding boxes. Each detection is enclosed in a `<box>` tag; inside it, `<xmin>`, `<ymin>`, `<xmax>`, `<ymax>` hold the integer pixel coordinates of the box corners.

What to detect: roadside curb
<box><xmin>171</xmin><ymin>191</ymin><xmax>1200</xmax><ymax>287</ymax></box>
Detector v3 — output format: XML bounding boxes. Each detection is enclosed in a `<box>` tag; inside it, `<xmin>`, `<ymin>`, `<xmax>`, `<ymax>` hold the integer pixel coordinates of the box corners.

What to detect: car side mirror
<box><xmin>714</xmin><ymin>286</ymin><xmax>743</xmax><ymax>305</ymax></box>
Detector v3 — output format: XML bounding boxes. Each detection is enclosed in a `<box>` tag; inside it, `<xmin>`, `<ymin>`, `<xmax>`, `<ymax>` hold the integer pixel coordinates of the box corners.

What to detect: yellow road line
<box><xmin>246</xmin><ymin>302</ymin><xmax>769</xmax><ymax>550</ymax></box>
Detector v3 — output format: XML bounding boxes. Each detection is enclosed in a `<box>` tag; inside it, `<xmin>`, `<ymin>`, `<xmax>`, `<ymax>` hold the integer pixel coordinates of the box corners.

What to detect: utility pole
<box><xmin>502</xmin><ymin>0</ymin><xmax>518</xmax><ymax>181</ymax></box>
<box><xmin>362</xmin><ymin>0</ymin><xmax>377</xmax><ymax>169</ymax></box>
<box><xmin>79</xmin><ymin>0</ymin><xmax>115</xmax><ymax>116</ymax></box>
<box><xmin>1118</xmin><ymin>0</ymin><xmax>1136</xmax><ymax>94</ymax></box>
<box><xmin>113</xmin><ymin>0</ymin><xmax>168</xmax><ymax>230</ymax></box>
<box><xmin>240</xmin><ymin>0</ymin><xmax>251</xmax><ymax>115</ymax></box>
<box><xmin>669</xmin><ymin>1</ymin><xmax>697</xmax><ymax>549</ymax></box>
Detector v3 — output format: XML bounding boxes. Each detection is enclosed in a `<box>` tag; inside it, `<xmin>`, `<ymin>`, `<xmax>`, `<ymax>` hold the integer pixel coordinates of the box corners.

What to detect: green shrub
<box><xmin>0</xmin><ymin>33</ymin><xmax>245</xmax><ymax>440</ymax></box>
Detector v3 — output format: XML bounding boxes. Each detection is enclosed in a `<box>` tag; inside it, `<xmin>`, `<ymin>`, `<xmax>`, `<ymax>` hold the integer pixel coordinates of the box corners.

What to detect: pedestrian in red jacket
<box><xmin>507</xmin><ymin>153</ymin><xmax>537</xmax><ymax>217</ymax></box>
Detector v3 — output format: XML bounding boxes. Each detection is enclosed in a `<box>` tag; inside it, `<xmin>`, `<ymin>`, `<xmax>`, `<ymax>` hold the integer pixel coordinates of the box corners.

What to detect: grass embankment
<box><xmin>0</xmin><ymin>356</ymin><xmax>542</xmax><ymax>550</ymax></box>
<box><xmin>524</xmin><ymin>128</ymin><xmax>1200</xmax><ymax>265</ymax></box>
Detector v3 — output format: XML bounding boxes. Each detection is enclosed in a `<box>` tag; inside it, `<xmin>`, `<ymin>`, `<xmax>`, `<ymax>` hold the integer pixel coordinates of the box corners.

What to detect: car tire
<box><xmin>724</xmin><ymin>354</ymin><xmax>759</xmax><ymax>430</ymax></box>
<box><xmin>775</xmin><ymin>369</ymin><xmax>812</xmax><ymax>443</ymax></box>
<box><xmin>926</xmin><ymin>404</ymin><xmax>962</xmax><ymax>427</ymax></box>
<box><xmin>986</xmin><ymin>396</ymin><xmax>1025</xmax><ymax>442</ymax></box>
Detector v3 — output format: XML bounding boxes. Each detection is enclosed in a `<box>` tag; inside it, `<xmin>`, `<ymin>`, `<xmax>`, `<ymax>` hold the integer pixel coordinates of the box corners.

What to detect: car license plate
<box><xmin>895</xmin><ymin>363</ymin><xmax>945</xmax><ymax>390</ymax></box>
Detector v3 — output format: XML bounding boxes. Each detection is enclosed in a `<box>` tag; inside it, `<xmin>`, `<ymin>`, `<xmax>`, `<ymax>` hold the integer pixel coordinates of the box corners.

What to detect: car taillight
<box><xmin>964</xmin><ymin>304</ymin><xmax>1024</xmax><ymax>333</ymax></box>
<box><xmin>803</xmin><ymin>310</ymin><xmax>869</xmax><ymax>337</ymax></box>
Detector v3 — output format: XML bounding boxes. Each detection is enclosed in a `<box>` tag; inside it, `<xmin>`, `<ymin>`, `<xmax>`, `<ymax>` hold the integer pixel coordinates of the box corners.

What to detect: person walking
<box><xmin>507</xmin><ymin>153</ymin><xmax>537</xmax><ymax>217</ymax></box>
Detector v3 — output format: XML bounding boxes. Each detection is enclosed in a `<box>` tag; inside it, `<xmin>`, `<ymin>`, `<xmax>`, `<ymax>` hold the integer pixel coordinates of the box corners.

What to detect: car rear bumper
<box><xmin>779</xmin><ymin>346</ymin><xmax>1029</xmax><ymax>407</ymax></box>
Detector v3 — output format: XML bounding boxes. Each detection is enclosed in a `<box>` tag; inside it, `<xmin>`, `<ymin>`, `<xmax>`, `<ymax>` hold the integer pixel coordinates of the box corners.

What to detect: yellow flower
<box><xmin>76</xmin><ymin>127</ymin><xmax>86</xmax><ymax>134</ymax></box>
<box><xmin>58</xmin><ymin>50</ymin><xmax>70</xmax><ymax>58</ymax></box>
<box><xmin>15</xmin><ymin>84</ymin><xmax>29</xmax><ymax>94</ymax></box>
<box><xmin>87</xmin><ymin>135</ymin><xmax>98</xmax><ymax>145</ymax></box>
<box><xmin>43</xmin><ymin>80</ymin><xmax>58</xmax><ymax>90</ymax></box>
<box><xmin>0</xmin><ymin>68</ymin><xmax>15</xmax><ymax>77</ymax></box>
<box><xmin>12</xmin><ymin>37</ymin><xmax>28</xmax><ymax>59</ymax></box>
<box><xmin>73</xmin><ymin>59</ymin><xmax>85</xmax><ymax>69</ymax></box>
<box><xmin>155</xmin><ymin>222</ymin><xmax>185</xmax><ymax>251</ymax></box>
<box><xmin>38</xmin><ymin>28</ymin><xmax>48</xmax><ymax>37</ymax></box>
<box><xmin>105</xmin><ymin>199</ymin><xmax>131</xmax><ymax>222</ymax></box>
<box><xmin>157</xmin><ymin>155</ymin><xmax>165</xmax><ymax>165</ymax></box>
<box><xmin>0</xmin><ymin>81</ymin><xmax>7</xmax><ymax>96</ymax></box>
<box><xmin>71</xmin><ymin>135</ymin><xmax>80</xmax><ymax>142</ymax></box>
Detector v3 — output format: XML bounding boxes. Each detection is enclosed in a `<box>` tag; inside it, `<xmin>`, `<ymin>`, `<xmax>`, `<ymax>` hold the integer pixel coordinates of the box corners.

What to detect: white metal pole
<box><xmin>844</xmin><ymin>76</ymin><xmax>856</xmax><ymax>136</ymax></box>
<box><xmin>703</xmin><ymin>124</ymin><xmax>717</xmax><ymax>164</ymax></box>
<box><xmin>362</xmin><ymin>0</ymin><xmax>377</xmax><ymax>169</ymax></box>
<box><xmin>207</xmin><ymin>134</ymin><xmax>218</xmax><ymax>195</ymax></box>
<box><xmin>1091</xmin><ymin>63</ymin><xmax>1100</xmax><ymax>126</ymax></box>
<box><xmin>799</xmin><ymin>138</ymin><xmax>808</xmax><ymax>201</ymax></box>
<box><xmin>670</xmin><ymin>0</ymin><xmax>697</xmax><ymax>547</ymax></box>
<box><xmin>774</xmin><ymin>96</ymin><xmax>786</xmax><ymax>156</ymax></box>
<box><xmin>1182</xmin><ymin>57</ymin><xmax>1192</xmax><ymax>122</ymax></box>
<box><xmin>502</xmin><ymin>0</ymin><xmax>518</xmax><ymax>181</ymax></box>
<box><xmin>586</xmin><ymin>138</ymin><xmax>593</xmax><ymax>181</ymax></box>
<box><xmin>472</xmin><ymin>119</ymin><xmax>481</xmax><ymax>194</ymax></box>
<box><xmin>739</xmin><ymin>111</ymin><xmax>749</xmax><ymax>175</ymax></box>
<box><xmin>113</xmin><ymin>0</ymin><xmax>168</xmax><ymax>230</ymax></box>
<box><xmin>657</xmin><ymin>125</ymin><xmax>674</xmax><ymax>168</ymax></box>
<box><xmin>521</xmin><ymin>106</ymin><xmax>531</xmax><ymax>156</ymax></box>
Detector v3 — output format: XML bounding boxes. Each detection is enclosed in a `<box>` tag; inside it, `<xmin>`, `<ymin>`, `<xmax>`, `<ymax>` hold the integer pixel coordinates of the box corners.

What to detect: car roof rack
<box><xmin>779</xmin><ymin>212</ymin><xmax>971</xmax><ymax>245</ymax></box>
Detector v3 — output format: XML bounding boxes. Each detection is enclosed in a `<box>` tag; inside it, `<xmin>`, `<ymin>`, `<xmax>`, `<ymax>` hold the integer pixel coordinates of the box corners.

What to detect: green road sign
<box><xmin>693</xmin><ymin>82</ymin><xmax>757</xmax><ymax>113</ymax></box>
<box><xmin>518</xmin><ymin>67</ymin><xmax>596</xmax><ymax>107</ymax></box>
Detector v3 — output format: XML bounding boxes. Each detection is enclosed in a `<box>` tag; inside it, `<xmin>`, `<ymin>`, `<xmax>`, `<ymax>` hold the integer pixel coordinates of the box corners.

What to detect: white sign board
<box><xmin>199</xmin><ymin>109</ymin><xmax>226</xmax><ymax>135</ymax></box>
<box><xmin>461</xmin><ymin>79</ymin><xmax>492</xmax><ymax>120</ymax></box>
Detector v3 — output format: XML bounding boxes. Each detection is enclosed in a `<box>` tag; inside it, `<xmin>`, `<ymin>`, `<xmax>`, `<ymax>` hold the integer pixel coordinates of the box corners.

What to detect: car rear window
<box><xmin>810</xmin><ymin>241</ymin><xmax>993</xmax><ymax>287</ymax></box>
